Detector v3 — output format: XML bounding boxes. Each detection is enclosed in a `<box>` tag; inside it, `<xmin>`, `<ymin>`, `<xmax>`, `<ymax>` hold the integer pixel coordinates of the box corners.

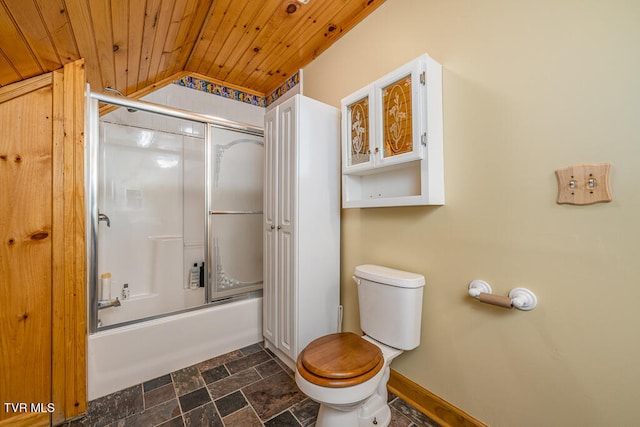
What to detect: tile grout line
<box><xmin>208</xmin><ymin>373</ymin><xmax>227</xmax><ymax>427</ymax></box>
<box><xmin>238</xmin><ymin>388</ymin><xmax>263</xmax><ymax>426</ymax></box>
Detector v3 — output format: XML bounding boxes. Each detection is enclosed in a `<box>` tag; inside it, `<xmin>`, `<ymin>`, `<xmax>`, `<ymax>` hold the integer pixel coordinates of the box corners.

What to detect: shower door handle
<box><xmin>209</xmin><ymin>210</ymin><xmax>263</xmax><ymax>215</ymax></box>
<box><xmin>98</xmin><ymin>213</ymin><xmax>111</xmax><ymax>227</ymax></box>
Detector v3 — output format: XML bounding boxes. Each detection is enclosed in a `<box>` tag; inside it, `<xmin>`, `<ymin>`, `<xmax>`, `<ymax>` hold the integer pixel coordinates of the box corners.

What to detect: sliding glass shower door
<box><xmin>208</xmin><ymin>125</ymin><xmax>264</xmax><ymax>300</ymax></box>
<box><xmin>90</xmin><ymin>99</ymin><xmax>264</xmax><ymax>331</ymax></box>
<box><xmin>95</xmin><ymin>111</ymin><xmax>207</xmax><ymax>328</ymax></box>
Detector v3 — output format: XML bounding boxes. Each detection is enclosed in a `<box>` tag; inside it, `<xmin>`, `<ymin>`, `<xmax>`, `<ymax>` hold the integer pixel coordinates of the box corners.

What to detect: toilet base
<box><xmin>315</xmin><ymin>393</ymin><xmax>391</xmax><ymax>427</ymax></box>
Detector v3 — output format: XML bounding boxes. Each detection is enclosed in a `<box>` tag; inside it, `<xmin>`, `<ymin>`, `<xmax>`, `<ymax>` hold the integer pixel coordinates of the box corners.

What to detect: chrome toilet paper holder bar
<box><xmin>468</xmin><ymin>280</ymin><xmax>537</xmax><ymax>311</ymax></box>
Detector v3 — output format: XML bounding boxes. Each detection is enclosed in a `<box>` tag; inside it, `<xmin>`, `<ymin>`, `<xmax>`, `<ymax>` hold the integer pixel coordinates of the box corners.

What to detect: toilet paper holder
<box><xmin>468</xmin><ymin>280</ymin><xmax>537</xmax><ymax>311</ymax></box>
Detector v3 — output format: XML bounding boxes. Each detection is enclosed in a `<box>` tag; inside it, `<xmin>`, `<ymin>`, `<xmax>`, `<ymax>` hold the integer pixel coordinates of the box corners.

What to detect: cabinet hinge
<box><xmin>421</xmin><ymin>132</ymin><xmax>427</xmax><ymax>146</ymax></box>
<box><xmin>420</xmin><ymin>71</ymin><xmax>426</xmax><ymax>85</ymax></box>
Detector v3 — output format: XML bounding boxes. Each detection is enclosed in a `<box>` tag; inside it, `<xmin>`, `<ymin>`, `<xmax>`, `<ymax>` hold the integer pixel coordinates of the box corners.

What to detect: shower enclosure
<box><xmin>87</xmin><ymin>91</ymin><xmax>264</xmax><ymax>331</ymax></box>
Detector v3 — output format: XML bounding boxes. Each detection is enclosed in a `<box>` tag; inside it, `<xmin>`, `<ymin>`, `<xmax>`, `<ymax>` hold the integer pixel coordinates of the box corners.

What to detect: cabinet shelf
<box><xmin>343</xmin><ymin>160</ymin><xmax>435</xmax><ymax>208</ymax></box>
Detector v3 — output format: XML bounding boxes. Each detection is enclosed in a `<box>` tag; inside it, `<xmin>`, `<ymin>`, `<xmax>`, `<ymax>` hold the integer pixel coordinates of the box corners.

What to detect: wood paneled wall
<box><xmin>0</xmin><ymin>60</ymin><xmax>86</xmax><ymax>426</ymax></box>
<box><xmin>0</xmin><ymin>61</ymin><xmax>54</xmax><ymax>427</ymax></box>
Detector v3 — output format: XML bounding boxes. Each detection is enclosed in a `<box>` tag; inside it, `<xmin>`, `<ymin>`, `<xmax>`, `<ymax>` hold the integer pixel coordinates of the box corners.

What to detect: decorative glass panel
<box><xmin>347</xmin><ymin>96</ymin><xmax>370</xmax><ymax>166</ymax></box>
<box><xmin>209</xmin><ymin>127</ymin><xmax>263</xmax><ymax>300</ymax></box>
<box><xmin>382</xmin><ymin>74</ymin><xmax>413</xmax><ymax>157</ymax></box>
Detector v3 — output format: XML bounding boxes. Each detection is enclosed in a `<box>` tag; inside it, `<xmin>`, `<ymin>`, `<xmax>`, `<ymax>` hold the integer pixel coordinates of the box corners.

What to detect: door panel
<box><xmin>263</xmin><ymin>109</ymin><xmax>277</xmax><ymax>344</ymax></box>
<box><xmin>278</xmin><ymin>101</ymin><xmax>296</xmax><ymax>230</ymax></box>
<box><xmin>278</xmin><ymin>230</ymin><xmax>294</xmax><ymax>359</ymax></box>
<box><xmin>276</xmin><ymin>99</ymin><xmax>297</xmax><ymax>360</ymax></box>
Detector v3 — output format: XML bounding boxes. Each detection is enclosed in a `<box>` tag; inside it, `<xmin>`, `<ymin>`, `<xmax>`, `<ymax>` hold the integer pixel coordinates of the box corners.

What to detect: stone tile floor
<box><xmin>63</xmin><ymin>342</ymin><xmax>440</xmax><ymax>427</ymax></box>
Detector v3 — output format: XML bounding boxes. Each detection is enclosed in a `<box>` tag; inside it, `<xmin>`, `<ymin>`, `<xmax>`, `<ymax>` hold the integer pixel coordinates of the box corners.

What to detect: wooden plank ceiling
<box><xmin>0</xmin><ymin>0</ymin><xmax>384</xmax><ymax>97</ymax></box>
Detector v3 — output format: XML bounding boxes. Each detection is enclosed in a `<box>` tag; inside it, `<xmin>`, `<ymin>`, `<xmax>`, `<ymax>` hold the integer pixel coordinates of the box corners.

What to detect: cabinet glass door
<box><xmin>375</xmin><ymin>57</ymin><xmax>425</xmax><ymax>167</ymax></box>
<box><xmin>342</xmin><ymin>87</ymin><xmax>374</xmax><ymax>172</ymax></box>
<box><xmin>347</xmin><ymin>96</ymin><xmax>371</xmax><ymax>165</ymax></box>
<box><xmin>382</xmin><ymin>74</ymin><xmax>413</xmax><ymax>157</ymax></box>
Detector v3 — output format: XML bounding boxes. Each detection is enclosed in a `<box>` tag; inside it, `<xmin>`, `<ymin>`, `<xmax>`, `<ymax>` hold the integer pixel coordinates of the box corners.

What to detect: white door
<box><xmin>263</xmin><ymin>108</ymin><xmax>278</xmax><ymax>345</ymax></box>
<box><xmin>276</xmin><ymin>98</ymin><xmax>297</xmax><ymax>360</ymax></box>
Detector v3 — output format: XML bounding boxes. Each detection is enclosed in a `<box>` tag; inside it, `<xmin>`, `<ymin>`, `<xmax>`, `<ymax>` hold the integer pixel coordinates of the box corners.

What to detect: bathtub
<box><xmin>88</xmin><ymin>296</ymin><xmax>262</xmax><ymax>400</ymax></box>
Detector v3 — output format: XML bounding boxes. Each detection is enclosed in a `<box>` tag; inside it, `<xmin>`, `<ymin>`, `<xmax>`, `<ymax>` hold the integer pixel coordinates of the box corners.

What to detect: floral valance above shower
<box><xmin>174</xmin><ymin>71</ymin><xmax>301</xmax><ymax>108</ymax></box>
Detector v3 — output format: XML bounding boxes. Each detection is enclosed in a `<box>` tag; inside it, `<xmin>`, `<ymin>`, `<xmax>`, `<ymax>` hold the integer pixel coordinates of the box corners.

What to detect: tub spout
<box><xmin>98</xmin><ymin>298</ymin><xmax>121</xmax><ymax>310</ymax></box>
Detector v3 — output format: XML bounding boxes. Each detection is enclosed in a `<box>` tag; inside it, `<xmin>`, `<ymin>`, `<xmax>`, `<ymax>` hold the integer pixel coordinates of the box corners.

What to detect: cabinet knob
<box><xmin>277</xmin><ymin>225</ymin><xmax>282</xmax><ymax>230</ymax></box>
<box><xmin>270</xmin><ymin>225</ymin><xmax>275</xmax><ymax>230</ymax></box>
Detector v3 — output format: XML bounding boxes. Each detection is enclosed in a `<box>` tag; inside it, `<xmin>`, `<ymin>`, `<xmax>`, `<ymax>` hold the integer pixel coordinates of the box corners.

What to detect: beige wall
<box><xmin>302</xmin><ymin>0</ymin><xmax>640</xmax><ymax>425</ymax></box>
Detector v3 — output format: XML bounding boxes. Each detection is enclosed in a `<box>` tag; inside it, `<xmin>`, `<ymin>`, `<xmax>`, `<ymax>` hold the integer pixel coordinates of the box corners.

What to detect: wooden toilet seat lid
<box><xmin>299</xmin><ymin>332</ymin><xmax>383</xmax><ymax>383</ymax></box>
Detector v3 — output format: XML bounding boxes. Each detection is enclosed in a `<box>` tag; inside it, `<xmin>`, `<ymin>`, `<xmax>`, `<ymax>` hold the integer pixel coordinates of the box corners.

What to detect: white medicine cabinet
<box><xmin>341</xmin><ymin>53</ymin><xmax>445</xmax><ymax>208</ymax></box>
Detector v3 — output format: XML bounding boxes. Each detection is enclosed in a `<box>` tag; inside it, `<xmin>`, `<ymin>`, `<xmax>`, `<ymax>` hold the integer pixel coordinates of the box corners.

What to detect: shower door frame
<box><xmin>87</xmin><ymin>89</ymin><xmax>263</xmax><ymax>333</ymax></box>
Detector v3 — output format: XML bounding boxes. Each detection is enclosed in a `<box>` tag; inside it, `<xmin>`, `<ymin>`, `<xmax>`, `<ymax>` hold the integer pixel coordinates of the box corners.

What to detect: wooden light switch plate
<box><xmin>555</xmin><ymin>163</ymin><xmax>612</xmax><ymax>205</ymax></box>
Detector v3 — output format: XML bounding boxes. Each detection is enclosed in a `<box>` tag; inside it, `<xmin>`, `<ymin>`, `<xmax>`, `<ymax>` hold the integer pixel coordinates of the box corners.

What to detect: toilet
<box><xmin>295</xmin><ymin>264</ymin><xmax>425</xmax><ymax>427</ymax></box>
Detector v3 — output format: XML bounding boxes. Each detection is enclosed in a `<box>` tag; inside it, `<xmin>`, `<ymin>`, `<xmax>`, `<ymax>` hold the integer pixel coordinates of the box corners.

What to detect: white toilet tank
<box><xmin>354</xmin><ymin>264</ymin><xmax>425</xmax><ymax>350</ymax></box>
